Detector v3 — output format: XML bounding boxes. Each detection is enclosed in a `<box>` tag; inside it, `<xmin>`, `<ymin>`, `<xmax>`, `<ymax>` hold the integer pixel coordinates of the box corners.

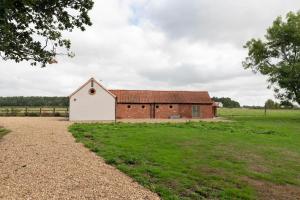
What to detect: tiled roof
<box><xmin>109</xmin><ymin>90</ymin><xmax>213</xmax><ymax>104</ymax></box>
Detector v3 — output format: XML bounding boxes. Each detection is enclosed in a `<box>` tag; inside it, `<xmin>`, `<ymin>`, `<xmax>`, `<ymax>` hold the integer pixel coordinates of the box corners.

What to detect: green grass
<box><xmin>69</xmin><ymin>109</ymin><xmax>300</xmax><ymax>200</ymax></box>
<box><xmin>0</xmin><ymin>126</ymin><xmax>9</xmax><ymax>139</ymax></box>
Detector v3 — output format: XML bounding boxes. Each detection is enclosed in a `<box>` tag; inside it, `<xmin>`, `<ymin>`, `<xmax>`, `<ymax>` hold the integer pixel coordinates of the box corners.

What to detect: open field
<box><xmin>0</xmin><ymin>107</ymin><xmax>68</xmax><ymax>117</ymax></box>
<box><xmin>70</xmin><ymin>108</ymin><xmax>300</xmax><ymax>200</ymax></box>
<box><xmin>219</xmin><ymin>108</ymin><xmax>300</xmax><ymax>117</ymax></box>
<box><xmin>0</xmin><ymin>126</ymin><xmax>9</xmax><ymax>139</ymax></box>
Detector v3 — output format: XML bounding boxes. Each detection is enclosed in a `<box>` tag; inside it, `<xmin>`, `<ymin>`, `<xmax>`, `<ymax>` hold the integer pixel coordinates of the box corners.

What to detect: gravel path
<box><xmin>0</xmin><ymin>117</ymin><xmax>160</xmax><ymax>200</ymax></box>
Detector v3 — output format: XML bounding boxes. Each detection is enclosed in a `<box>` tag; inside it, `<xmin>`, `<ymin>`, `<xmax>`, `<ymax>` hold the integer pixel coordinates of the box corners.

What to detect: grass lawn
<box><xmin>69</xmin><ymin>109</ymin><xmax>300</xmax><ymax>200</ymax></box>
<box><xmin>0</xmin><ymin>126</ymin><xmax>9</xmax><ymax>139</ymax></box>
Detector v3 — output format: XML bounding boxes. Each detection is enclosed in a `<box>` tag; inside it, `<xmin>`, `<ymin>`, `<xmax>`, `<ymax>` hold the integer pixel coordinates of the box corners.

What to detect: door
<box><xmin>192</xmin><ymin>105</ymin><xmax>200</xmax><ymax>118</ymax></box>
<box><xmin>150</xmin><ymin>104</ymin><xmax>155</xmax><ymax>118</ymax></box>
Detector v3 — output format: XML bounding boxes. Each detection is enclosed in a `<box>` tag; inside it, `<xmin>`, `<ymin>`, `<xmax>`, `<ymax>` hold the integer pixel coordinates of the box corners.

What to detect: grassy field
<box><xmin>0</xmin><ymin>126</ymin><xmax>9</xmax><ymax>139</ymax></box>
<box><xmin>69</xmin><ymin>108</ymin><xmax>300</xmax><ymax>200</ymax></box>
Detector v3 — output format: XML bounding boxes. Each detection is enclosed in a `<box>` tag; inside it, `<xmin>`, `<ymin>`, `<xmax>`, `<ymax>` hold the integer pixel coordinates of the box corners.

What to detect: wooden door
<box><xmin>150</xmin><ymin>104</ymin><xmax>155</xmax><ymax>118</ymax></box>
<box><xmin>192</xmin><ymin>105</ymin><xmax>200</xmax><ymax>118</ymax></box>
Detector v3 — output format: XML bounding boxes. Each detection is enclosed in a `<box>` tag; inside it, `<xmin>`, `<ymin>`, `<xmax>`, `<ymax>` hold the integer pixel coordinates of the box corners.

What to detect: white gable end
<box><xmin>69</xmin><ymin>78</ymin><xmax>115</xmax><ymax>121</ymax></box>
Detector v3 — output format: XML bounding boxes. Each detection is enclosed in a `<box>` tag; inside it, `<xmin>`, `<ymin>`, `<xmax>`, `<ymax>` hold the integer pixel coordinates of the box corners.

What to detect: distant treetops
<box><xmin>0</xmin><ymin>96</ymin><xmax>69</xmax><ymax>107</ymax></box>
<box><xmin>212</xmin><ymin>97</ymin><xmax>240</xmax><ymax>108</ymax></box>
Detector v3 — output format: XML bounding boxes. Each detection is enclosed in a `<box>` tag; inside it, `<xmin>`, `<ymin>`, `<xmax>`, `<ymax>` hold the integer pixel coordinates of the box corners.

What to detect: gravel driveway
<box><xmin>0</xmin><ymin>117</ymin><xmax>160</xmax><ymax>200</ymax></box>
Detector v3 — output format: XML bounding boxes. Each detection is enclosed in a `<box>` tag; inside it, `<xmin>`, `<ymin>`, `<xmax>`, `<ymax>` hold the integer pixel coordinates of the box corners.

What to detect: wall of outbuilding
<box><xmin>154</xmin><ymin>104</ymin><xmax>180</xmax><ymax>118</ymax></box>
<box><xmin>116</xmin><ymin>104</ymin><xmax>151</xmax><ymax>119</ymax></box>
<box><xmin>116</xmin><ymin>103</ymin><xmax>214</xmax><ymax>119</ymax></box>
<box><xmin>69</xmin><ymin>81</ymin><xmax>116</xmax><ymax>121</ymax></box>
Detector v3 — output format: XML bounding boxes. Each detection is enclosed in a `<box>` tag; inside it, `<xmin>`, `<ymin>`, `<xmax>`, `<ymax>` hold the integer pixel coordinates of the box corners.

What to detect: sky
<box><xmin>1</xmin><ymin>0</ymin><xmax>300</xmax><ymax>106</ymax></box>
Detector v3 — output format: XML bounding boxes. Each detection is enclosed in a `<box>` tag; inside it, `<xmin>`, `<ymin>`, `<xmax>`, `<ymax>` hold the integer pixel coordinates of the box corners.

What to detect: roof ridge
<box><xmin>109</xmin><ymin>89</ymin><xmax>213</xmax><ymax>104</ymax></box>
<box><xmin>108</xmin><ymin>89</ymin><xmax>208</xmax><ymax>93</ymax></box>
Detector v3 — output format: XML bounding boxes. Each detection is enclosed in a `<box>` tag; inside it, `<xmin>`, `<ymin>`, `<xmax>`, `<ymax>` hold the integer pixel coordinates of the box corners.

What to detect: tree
<box><xmin>265</xmin><ymin>99</ymin><xmax>275</xmax><ymax>109</ymax></box>
<box><xmin>280</xmin><ymin>100</ymin><xmax>294</xmax><ymax>108</ymax></box>
<box><xmin>243</xmin><ymin>11</ymin><xmax>300</xmax><ymax>105</ymax></box>
<box><xmin>0</xmin><ymin>0</ymin><xmax>94</xmax><ymax>67</ymax></box>
<box><xmin>212</xmin><ymin>97</ymin><xmax>240</xmax><ymax>108</ymax></box>
<box><xmin>264</xmin><ymin>99</ymin><xmax>280</xmax><ymax>109</ymax></box>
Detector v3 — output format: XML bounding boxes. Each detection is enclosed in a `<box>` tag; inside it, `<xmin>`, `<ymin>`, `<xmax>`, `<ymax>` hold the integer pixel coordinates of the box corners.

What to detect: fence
<box><xmin>218</xmin><ymin>107</ymin><xmax>300</xmax><ymax>117</ymax></box>
<box><xmin>0</xmin><ymin>107</ymin><xmax>69</xmax><ymax>117</ymax></box>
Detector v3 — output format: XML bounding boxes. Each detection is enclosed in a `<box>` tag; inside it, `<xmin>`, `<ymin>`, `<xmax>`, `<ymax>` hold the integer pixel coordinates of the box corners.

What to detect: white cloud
<box><xmin>1</xmin><ymin>0</ymin><xmax>297</xmax><ymax>106</ymax></box>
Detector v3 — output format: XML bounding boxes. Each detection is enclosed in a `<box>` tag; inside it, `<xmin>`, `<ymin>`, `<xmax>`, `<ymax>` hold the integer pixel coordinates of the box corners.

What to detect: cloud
<box><xmin>1</xmin><ymin>0</ymin><xmax>297</xmax><ymax>106</ymax></box>
<box><xmin>135</xmin><ymin>0</ymin><xmax>300</xmax><ymax>46</ymax></box>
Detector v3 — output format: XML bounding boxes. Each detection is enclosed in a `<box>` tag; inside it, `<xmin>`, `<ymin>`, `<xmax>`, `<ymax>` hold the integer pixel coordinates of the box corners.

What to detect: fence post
<box><xmin>264</xmin><ymin>105</ymin><xmax>267</xmax><ymax>117</ymax></box>
<box><xmin>40</xmin><ymin>108</ymin><xmax>42</xmax><ymax>116</ymax></box>
<box><xmin>25</xmin><ymin>107</ymin><xmax>28</xmax><ymax>116</ymax></box>
<box><xmin>53</xmin><ymin>107</ymin><xmax>55</xmax><ymax>116</ymax></box>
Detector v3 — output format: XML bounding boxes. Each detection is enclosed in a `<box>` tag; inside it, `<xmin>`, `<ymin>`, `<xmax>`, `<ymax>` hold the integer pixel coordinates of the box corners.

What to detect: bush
<box><xmin>27</xmin><ymin>112</ymin><xmax>39</xmax><ymax>117</ymax></box>
<box><xmin>54</xmin><ymin>112</ymin><xmax>61</xmax><ymax>117</ymax></box>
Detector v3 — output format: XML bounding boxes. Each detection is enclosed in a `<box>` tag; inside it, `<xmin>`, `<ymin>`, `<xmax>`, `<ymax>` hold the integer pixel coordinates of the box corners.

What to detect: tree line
<box><xmin>212</xmin><ymin>97</ymin><xmax>241</xmax><ymax>108</ymax></box>
<box><xmin>264</xmin><ymin>99</ymin><xmax>295</xmax><ymax>109</ymax></box>
<box><xmin>0</xmin><ymin>97</ymin><xmax>69</xmax><ymax>107</ymax></box>
<box><xmin>1</xmin><ymin>96</ymin><xmax>241</xmax><ymax>108</ymax></box>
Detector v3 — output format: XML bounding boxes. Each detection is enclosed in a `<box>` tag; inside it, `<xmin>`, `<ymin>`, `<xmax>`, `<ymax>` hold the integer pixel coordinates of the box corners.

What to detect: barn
<box><xmin>69</xmin><ymin>78</ymin><xmax>116</xmax><ymax>121</ymax></box>
<box><xmin>69</xmin><ymin>78</ymin><xmax>215</xmax><ymax>121</ymax></box>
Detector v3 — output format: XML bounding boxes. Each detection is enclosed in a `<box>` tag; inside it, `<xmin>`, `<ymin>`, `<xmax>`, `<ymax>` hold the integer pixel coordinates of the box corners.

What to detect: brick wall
<box><xmin>178</xmin><ymin>104</ymin><xmax>192</xmax><ymax>118</ymax></box>
<box><xmin>154</xmin><ymin>104</ymin><xmax>179</xmax><ymax>118</ymax></box>
<box><xmin>116</xmin><ymin>104</ymin><xmax>150</xmax><ymax>119</ymax></box>
<box><xmin>200</xmin><ymin>105</ymin><xmax>214</xmax><ymax>118</ymax></box>
<box><xmin>116</xmin><ymin>103</ymin><xmax>214</xmax><ymax>119</ymax></box>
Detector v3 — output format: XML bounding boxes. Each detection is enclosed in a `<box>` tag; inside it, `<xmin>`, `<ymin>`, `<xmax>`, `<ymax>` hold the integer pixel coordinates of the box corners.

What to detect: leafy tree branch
<box><xmin>243</xmin><ymin>11</ymin><xmax>300</xmax><ymax>104</ymax></box>
<box><xmin>0</xmin><ymin>0</ymin><xmax>94</xmax><ymax>67</ymax></box>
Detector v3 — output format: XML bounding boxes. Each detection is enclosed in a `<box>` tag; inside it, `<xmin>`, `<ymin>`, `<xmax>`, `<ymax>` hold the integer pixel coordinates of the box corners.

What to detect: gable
<box><xmin>69</xmin><ymin>78</ymin><xmax>116</xmax><ymax>99</ymax></box>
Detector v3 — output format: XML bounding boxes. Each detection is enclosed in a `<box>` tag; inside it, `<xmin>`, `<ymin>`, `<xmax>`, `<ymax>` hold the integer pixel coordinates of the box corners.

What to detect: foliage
<box><xmin>0</xmin><ymin>126</ymin><xmax>9</xmax><ymax>139</ymax></box>
<box><xmin>0</xmin><ymin>0</ymin><xmax>94</xmax><ymax>67</ymax></box>
<box><xmin>70</xmin><ymin>109</ymin><xmax>300</xmax><ymax>200</ymax></box>
<box><xmin>280</xmin><ymin>100</ymin><xmax>295</xmax><ymax>108</ymax></box>
<box><xmin>0</xmin><ymin>96</ymin><xmax>68</xmax><ymax>107</ymax></box>
<box><xmin>265</xmin><ymin>99</ymin><xmax>280</xmax><ymax>109</ymax></box>
<box><xmin>243</xmin><ymin>11</ymin><xmax>300</xmax><ymax>105</ymax></box>
<box><xmin>264</xmin><ymin>99</ymin><xmax>294</xmax><ymax>109</ymax></box>
<box><xmin>219</xmin><ymin>107</ymin><xmax>299</xmax><ymax>116</ymax></box>
<box><xmin>212</xmin><ymin>97</ymin><xmax>240</xmax><ymax>108</ymax></box>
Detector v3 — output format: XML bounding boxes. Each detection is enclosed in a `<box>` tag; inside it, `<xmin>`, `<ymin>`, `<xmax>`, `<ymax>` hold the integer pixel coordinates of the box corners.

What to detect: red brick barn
<box><xmin>69</xmin><ymin>78</ymin><xmax>215</xmax><ymax>121</ymax></box>
<box><xmin>109</xmin><ymin>90</ymin><xmax>214</xmax><ymax>119</ymax></box>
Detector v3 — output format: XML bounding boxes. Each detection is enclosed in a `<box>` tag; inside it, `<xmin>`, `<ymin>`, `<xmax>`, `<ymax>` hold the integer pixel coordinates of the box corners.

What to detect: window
<box><xmin>89</xmin><ymin>88</ymin><xmax>96</xmax><ymax>95</ymax></box>
<box><xmin>169</xmin><ymin>105</ymin><xmax>173</xmax><ymax>109</ymax></box>
<box><xmin>73</xmin><ymin>98</ymin><xmax>77</xmax><ymax>101</ymax></box>
<box><xmin>91</xmin><ymin>80</ymin><xmax>94</xmax><ymax>87</ymax></box>
<box><xmin>127</xmin><ymin>105</ymin><xmax>131</xmax><ymax>108</ymax></box>
<box><xmin>142</xmin><ymin>105</ymin><xmax>145</xmax><ymax>109</ymax></box>
<box><xmin>156</xmin><ymin>105</ymin><xmax>159</xmax><ymax>109</ymax></box>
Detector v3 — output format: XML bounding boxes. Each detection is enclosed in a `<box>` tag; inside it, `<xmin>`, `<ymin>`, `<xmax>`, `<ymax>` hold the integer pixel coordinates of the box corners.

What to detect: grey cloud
<box><xmin>136</xmin><ymin>0</ymin><xmax>300</xmax><ymax>46</ymax></box>
<box><xmin>195</xmin><ymin>75</ymin><xmax>274</xmax><ymax>106</ymax></box>
<box><xmin>138</xmin><ymin>63</ymin><xmax>250</xmax><ymax>86</ymax></box>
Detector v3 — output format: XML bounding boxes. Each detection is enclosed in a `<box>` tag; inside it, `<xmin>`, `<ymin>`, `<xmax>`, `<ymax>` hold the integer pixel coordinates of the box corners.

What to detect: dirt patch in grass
<box><xmin>280</xmin><ymin>150</ymin><xmax>300</xmax><ymax>161</ymax></box>
<box><xmin>243</xmin><ymin>177</ymin><xmax>300</xmax><ymax>200</ymax></box>
<box><xmin>248</xmin><ymin>164</ymin><xmax>269</xmax><ymax>174</ymax></box>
